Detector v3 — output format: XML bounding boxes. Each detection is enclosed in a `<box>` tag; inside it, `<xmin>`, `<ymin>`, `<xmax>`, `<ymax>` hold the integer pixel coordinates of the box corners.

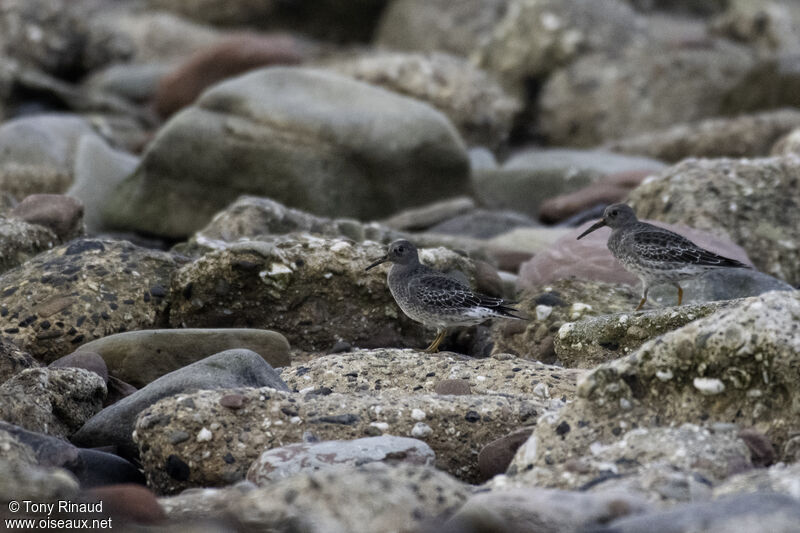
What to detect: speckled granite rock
<box><xmin>169</xmin><ymin>235</ymin><xmax>484</xmax><ymax>352</ymax></box>
<box><xmin>606</xmin><ymin>109</ymin><xmax>800</xmax><ymax>162</ymax></box>
<box><xmin>490</xmin><ymin>278</ymin><xmax>641</xmax><ymax>363</ymax></box>
<box><xmin>554</xmin><ymin>300</ymin><xmax>734</xmax><ymax>368</ymax></box>
<box><xmin>72</xmin><ymin>349</ymin><xmax>287</xmax><ymax>461</ymax></box>
<box><xmin>246</xmin><ymin>435</ymin><xmax>435</xmax><ymax>484</ymax></box>
<box><xmin>521</xmin><ymin>290</ymin><xmax>800</xmax><ymax>479</ymax></box>
<box><xmin>281</xmin><ymin>349</ymin><xmax>580</xmax><ymax>402</ymax></box>
<box><xmin>0</xmin><ymin>337</ymin><xmax>38</xmax><ymax>385</ymax></box>
<box><xmin>323</xmin><ymin>51</ymin><xmax>520</xmax><ymax>148</ymax></box>
<box><xmin>162</xmin><ymin>464</ymin><xmax>470</xmax><ymax>531</ymax></box>
<box><xmin>475</xmin><ymin>0</ymin><xmax>643</xmax><ymax>87</ymax></box>
<box><xmin>628</xmin><ymin>157</ymin><xmax>800</xmax><ymax>286</ymax></box>
<box><xmin>445</xmin><ymin>487</ymin><xmax>651</xmax><ymax>533</ymax></box>
<box><xmin>0</xmin><ymin>367</ymin><xmax>105</xmax><ymax>438</ymax></box>
<box><xmin>0</xmin><ymin>215</ymin><xmax>57</xmax><ymax>274</ymax></box>
<box><xmin>182</xmin><ymin>195</ymin><xmax>405</xmax><ymax>256</ymax></box>
<box><xmin>134</xmin><ymin>386</ymin><xmax>546</xmax><ymax>493</ymax></box>
<box><xmin>0</xmin><ymin>239</ymin><xmax>177</xmax><ymax>363</ymax></box>
<box><xmin>714</xmin><ymin>462</ymin><xmax>800</xmax><ymax>499</ymax></box>
<box><xmin>506</xmin><ymin>424</ymin><xmax>752</xmax><ymax>499</ymax></box>
<box><xmin>76</xmin><ymin>328</ymin><xmax>290</xmax><ymax>388</ymax></box>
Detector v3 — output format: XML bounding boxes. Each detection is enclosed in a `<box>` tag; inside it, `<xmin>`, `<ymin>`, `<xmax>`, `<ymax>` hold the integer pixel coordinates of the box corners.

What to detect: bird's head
<box><xmin>577</xmin><ymin>203</ymin><xmax>638</xmax><ymax>240</ymax></box>
<box><xmin>365</xmin><ymin>239</ymin><xmax>419</xmax><ymax>270</ymax></box>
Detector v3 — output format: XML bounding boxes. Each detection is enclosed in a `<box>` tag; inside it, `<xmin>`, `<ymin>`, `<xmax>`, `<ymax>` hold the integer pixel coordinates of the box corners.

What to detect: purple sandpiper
<box><xmin>577</xmin><ymin>203</ymin><xmax>750</xmax><ymax>310</ymax></box>
<box><xmin>366</xmin><ymin>239</ymin><xmax>522</xmax><ymax>352</ymax></box>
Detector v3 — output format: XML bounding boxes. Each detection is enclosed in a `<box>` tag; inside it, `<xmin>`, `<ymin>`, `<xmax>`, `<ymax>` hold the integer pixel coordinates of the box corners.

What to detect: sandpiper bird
<box><xmin>577</xmin><ymin>203</ymin><xmax>749</xmax><ymax>311</ymax></box>
<box><xmin>365</xmin><ymin>239</ymin><xmax>523</xmax><ymax>353</ymax></box>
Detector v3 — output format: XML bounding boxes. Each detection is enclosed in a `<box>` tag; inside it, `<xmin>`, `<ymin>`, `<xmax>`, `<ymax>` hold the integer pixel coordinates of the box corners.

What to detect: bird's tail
<box><xmin>481</xmin><ymin>296</ymin><xmax>526</xmax><ymax>320</ymax></box>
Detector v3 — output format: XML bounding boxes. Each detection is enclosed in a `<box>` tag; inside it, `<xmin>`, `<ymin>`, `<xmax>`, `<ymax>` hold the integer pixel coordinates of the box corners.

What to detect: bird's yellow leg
<box><xmin>424</xmin><ymin>329</ymin><xmax>446</xmax><ymax>353</ymax></box>
<box><xmin>635</xmin><ymin>287</ymin><xmax>649</xmax><ymax>311</ymax></box>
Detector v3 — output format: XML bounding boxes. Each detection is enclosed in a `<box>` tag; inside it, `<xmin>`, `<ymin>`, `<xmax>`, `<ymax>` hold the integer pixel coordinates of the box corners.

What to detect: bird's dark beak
<box><xmin>576</xmin><ymin>219</ymin><xmax>607</xmax><ymax>240</ymax></box>
<box><xmin>365</xmin><ymin>255</ymin><xmax>388</xmax><ymax>271</ymax></box>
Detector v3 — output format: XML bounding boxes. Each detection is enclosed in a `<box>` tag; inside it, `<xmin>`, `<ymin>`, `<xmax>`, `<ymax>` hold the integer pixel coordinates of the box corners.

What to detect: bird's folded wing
<box><xmin>631</xmin><ymin>231</ymin><xmax>747</xmax><ymax>267</ymax></box>
<box><xmin>409</xmin><ymin>274</ymin><xmax>486</xmax><ymax>308</ymax></box>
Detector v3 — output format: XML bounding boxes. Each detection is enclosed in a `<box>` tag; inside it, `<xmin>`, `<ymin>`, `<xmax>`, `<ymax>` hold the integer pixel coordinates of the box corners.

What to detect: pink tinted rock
<box><xmin>154</xmin><ymin>33</ymin><xmax>307</xmax><ymax>118</ymax></box>
<box><xmin>519</xmin><ymin>219</ymin><xmax>753</xmax><ymax>289</ymax></box>
<box><xmin>11</xmin><ymin>194</ymin><xmax>84</xmax><ymax>240</ymax></box>
<box><xmin>49</xmin><ymin>351</ymin><xmax>108</xmax><ymax>384</ymax></box>
<box><xmin>539</xmin><ymin>170</ymin><xmax>652</xmax><ymax>224</ymax></box>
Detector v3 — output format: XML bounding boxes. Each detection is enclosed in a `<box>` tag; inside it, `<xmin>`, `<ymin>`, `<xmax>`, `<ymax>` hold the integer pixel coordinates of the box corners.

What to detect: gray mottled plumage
<box><xmin>366</xmin><ymin>239</ymin><xmax>522</xmax><ymax>352</ymax></box>
<box><xmin>577</xmin><ymin>203</ymin><xmax>749</xmax><ymax>310</ymax></box>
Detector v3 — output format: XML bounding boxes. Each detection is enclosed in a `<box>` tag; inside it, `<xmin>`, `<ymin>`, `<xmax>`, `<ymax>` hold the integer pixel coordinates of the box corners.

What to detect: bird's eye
<box><xmin>396</xmin><ymin>246</ymin><xmax>405</xmax><ymax>253</ymax></box>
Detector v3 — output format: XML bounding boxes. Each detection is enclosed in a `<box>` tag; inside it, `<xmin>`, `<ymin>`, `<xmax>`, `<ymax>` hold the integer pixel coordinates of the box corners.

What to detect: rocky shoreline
<box><xmin>1</xmin><ymin>0</ymin><xmax>800</xmax><ymax>531</ymax></box>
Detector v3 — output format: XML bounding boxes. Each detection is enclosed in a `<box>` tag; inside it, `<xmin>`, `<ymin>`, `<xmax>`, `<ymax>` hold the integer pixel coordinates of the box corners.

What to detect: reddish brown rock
<box><xmin>84</xmin><ymin>484</ymin><xmax>166</xmax><ymax>525</ymax></box>
<box><xmin>10</xmin><ymin>194</ymin><xmax>84</xmax><ymax>241</ymax></box>
<box><xmin>477</xmin><ymin>427</ymin><xmax>534</xmax><ymax>482</ymax></box>
<box><xmin>154</xmin><ymin>33</ymin><xmax>308</xmax><ymax>118</ymax></box>
<box><xmin>518</xmin><ymin>219</ymin><xmax>752</xmax><ymax>289</ymax></box>
<box><xmin>539</xmin><ymin>171</ymin><xmax>652</xmax><ymax>224</ymax></box>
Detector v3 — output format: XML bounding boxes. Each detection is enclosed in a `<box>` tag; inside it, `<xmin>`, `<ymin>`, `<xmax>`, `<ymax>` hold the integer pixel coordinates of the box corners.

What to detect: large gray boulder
<box><xmin>517</xmin><ymin>290</ymin><xmax>800</xmax><ymax>479</ymax></box>
<box><xmin>104</xmin><ymin>67</ymin><xmax>470</xmax><ymax>238</ymax></box>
